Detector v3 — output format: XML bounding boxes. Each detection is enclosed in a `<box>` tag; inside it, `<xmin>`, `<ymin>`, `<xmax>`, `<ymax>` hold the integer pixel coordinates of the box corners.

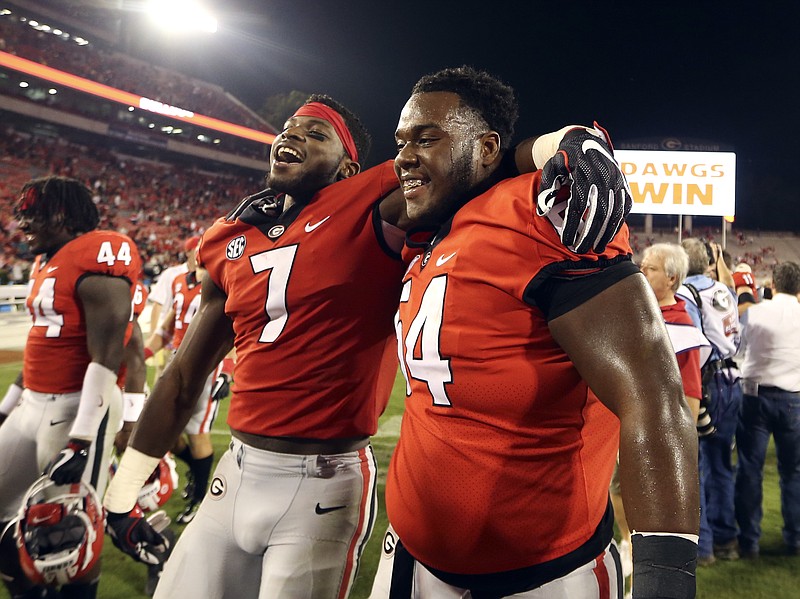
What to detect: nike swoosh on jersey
<box><xmin>581</xmin><ymin>138</ymin><xmax>616</xmax><ymax>163</ymax></box>
<box><xmin>305</xmin><ymin>216</ymin><xmax>331</xmax><ymax>232</ymax></box>
<box><xmin>315</xmin><ymin>502</ymin><xmax>347</xmax><ymax>515</ymax></box>
<box><xmin>49</xmin><ymin>419</ymin><xmax>69</xmax><ymax>426</ymax></box>
<box><xmin>46</xmin><ymin>266</ymin><xmax>59</xmax><ymax>273</ymax></box>
<box><xmin>435</xmin><ymin>252</ymin><xmax>457</xmax><ymax>267</ymax></box>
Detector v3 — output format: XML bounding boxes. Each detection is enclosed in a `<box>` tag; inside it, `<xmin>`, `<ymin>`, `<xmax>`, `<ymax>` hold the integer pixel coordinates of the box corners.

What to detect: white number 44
<box><xmin>96</xmin><ymin>241</ymin><xmax>132</xmax><ymax>266</ymax></box>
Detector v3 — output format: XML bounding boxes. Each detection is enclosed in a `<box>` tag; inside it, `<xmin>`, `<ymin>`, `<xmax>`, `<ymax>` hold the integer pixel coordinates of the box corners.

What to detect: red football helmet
<box><xmin>137</xmin><ymin>454</ymin><xmax>178</xmax><ymax>512</ymax></box>
<box><xmin>15</xmin><ymin>477</ymin><xmax>104</xmax><ymax>586</ymax></box>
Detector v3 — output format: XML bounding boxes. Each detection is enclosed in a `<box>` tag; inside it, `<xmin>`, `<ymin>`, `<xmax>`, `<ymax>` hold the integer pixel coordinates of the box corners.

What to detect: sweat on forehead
<box><xmin>400</xmin><ymin>92</ymin><xmax>488</xmax><ymax>134</ymax></box>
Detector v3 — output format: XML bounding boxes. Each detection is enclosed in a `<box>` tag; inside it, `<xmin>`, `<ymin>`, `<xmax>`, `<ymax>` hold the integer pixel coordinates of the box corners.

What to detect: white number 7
<box><xmin>249</xmin><ymin>245</ymin><xmax>297</xmax><ymax>343</ymax></box>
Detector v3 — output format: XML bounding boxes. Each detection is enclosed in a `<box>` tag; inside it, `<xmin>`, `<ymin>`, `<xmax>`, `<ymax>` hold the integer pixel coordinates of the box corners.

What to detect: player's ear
<box><xmin>479</xmin><ymin>131</ymin><xmax>501</xmax><ymax>167</ymax></box>
<box><xmin>337</xmin><ymin>157</ymin><xmax>361</xmax><ymax>180</ymax></box>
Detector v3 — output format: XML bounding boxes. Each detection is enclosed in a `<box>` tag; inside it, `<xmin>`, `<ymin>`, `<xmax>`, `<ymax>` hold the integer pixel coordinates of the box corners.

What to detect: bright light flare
<box><xmin>147</xmin><ymin>0</ymin><xmax>218</xmax><ymax>34</ymax></box>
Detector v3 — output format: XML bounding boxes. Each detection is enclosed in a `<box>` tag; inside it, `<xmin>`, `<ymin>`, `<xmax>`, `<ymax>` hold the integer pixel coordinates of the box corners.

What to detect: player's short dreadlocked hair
<box><xmin>15</xmin><ymin>176</ymin><xmax>99</xmax><ymax>234</ymax></box>
<box><xmin>412</xmin><ymin>66</ymin><xmax>519</xmax><ymax>151</ymax></box>
<box><xmin>305</xmin><ymin>94</ymin><xmax>372</xmax><ymax>163</ymax></box>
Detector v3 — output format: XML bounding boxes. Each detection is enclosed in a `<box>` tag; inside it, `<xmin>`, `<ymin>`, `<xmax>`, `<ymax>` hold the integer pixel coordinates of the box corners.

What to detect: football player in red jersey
<box><xmin>103</xmin><ymin>92</ymin><xmax>632</xmax><ymax>598</ymax></box>
<box><xmin>378</xmin><ymin>67</ymin><xmax>699</xmax><ymax>598</ymax></box>
<box><xmin>103</xmin><ymin>95</ymin><xmax>405</xmax><ymax>599</ymax></box>
<box><xmin>0</xmin><ymin>176</ymin><xmax>143</xmax><ymax>599</ymax></box>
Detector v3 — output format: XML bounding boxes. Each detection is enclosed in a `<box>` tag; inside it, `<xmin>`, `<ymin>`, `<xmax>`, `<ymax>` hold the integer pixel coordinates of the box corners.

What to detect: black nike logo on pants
<box><xmin>315</xmin><ymin>503</ymin><xmax>346</xmax><ymax>514</ymax></box>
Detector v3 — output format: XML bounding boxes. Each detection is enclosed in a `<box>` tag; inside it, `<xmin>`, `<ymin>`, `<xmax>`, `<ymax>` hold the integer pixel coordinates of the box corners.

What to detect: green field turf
<box><xmin>0</xmin><ymin>360</ymin><xmax>798</xmax><ymax>598</ymax></box>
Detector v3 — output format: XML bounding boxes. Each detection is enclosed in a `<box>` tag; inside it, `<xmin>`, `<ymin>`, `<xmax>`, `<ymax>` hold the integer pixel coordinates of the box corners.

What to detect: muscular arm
<box><xmin>378</xmin><ymin>188</ymin><xmax>410</xmax><ymax>230</ymax></box>
<box><xmin>79</xmin><ymin>275</ymin><xmax>134</xmax><ymax>372</ymax></box>
<box><xmin>685</xmin><ymin>394</ymin><xmax>700</xmax><ymax>424</ymax></box>
<box><xmin>0</xmin><ymin>372</ymin><xmax>24</xmax><ymax>426</ymax></box>
<box><xmin>148</xmin><ymin>302</ymin><xmax>163</xmax><ymax>337</ymax></box>
<box><xmin>52</xmin><ymin>274</ymin><xmax>132</xmax><ymax>446</ymax></box>
<box><xmin>124</xmin><ymin>320</ymin><xmax>147</xmax><ymax>394</ymax></box>
<box><xmin>115</xmin><ymin>319</ymin><xmax>146</xmax><ymax>453</ymax></box>
<box><xmin>145</xmin><ymin>307</ymin><xmax>176</xmax><ymax>354</ymax></box>
<box><xmin>548</xmin><ymin>273</ymin><xmax>699</xmax><ymax>535</ymax></box>
<box><xmin>129</xmin><ymin>273</ymin><xmax>234</xmax><ymax>458</ymax></box>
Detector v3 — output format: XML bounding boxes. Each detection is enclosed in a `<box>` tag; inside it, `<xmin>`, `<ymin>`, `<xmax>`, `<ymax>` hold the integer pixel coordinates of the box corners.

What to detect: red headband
<box><xmin>18</xmin><ymin>187</ymin><xmax>39</xmax><ymax>212</ymax></box>
<box><xmin>293</xmin><ymin>102</ymin><xmax>358</xmax><ymax>163</ymax></box>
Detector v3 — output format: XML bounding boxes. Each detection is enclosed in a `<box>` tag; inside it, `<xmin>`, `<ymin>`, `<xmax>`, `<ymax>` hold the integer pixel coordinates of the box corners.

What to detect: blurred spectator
<box><xmin>678</xmin><ymin>239</ymin><xmax>743</xmax><ymax>565</ymax></box>
<box><xmin>735</xmin><ymin>262</ymin><xmax>800</xmax><ymax>559</ymax></box>
<box><xmin>0</xmin><ymin>123</ymin><xmax>259</xmax><ymax>277</ymax></box>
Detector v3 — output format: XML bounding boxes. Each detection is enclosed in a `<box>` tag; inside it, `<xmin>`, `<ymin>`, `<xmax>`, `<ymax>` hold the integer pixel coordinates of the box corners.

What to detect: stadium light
<box><xmin>146</xmin><ymin>0</ymin><xmax>218</xmax><ymax>34</ymax></box>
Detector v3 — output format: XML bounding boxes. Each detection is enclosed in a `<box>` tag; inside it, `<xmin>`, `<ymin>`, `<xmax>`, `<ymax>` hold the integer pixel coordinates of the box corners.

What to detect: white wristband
<box><xmin>103</xmin><ymin>447</ymin><xmax>161</xmax><ymax>513</ymax></box>
<box><xmin>0</xmin><ymin>383</ymin><xmax>23</xmax><ymax>416</ymax></box>
<box><xmin>69</xmin><ymin>362</ymin><xmax>118</xmax><ymax>441</ymax></box>
<box><xmin>122</xmin><ymin>392</ymin><xmax>147</xmax><ymax>423</ymax></box>
<box><xmin>531</xmin><ymin>124</ymin><xmax>610</xmax><ymax>170</ymax></box>
<box><xmin>531</xmin><ymin>125</ymin><xmax>583</xmax><ymax>169</ymax></box>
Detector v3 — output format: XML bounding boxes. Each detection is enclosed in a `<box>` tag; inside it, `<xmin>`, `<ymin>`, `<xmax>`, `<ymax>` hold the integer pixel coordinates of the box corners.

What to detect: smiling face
<box><xmin>394</xmin><ymin>91</ymin><xmax>498</xmax><ymax>227</ymax></box>
<box><xmin>266</xmin><ymin>115</ymin><xmax>355</xmax><ymax>202</ymax></box>
<box><xmin>17</xmin><ymin>211</ymin><xmax>73</xmax><ymax>256</ymax></box>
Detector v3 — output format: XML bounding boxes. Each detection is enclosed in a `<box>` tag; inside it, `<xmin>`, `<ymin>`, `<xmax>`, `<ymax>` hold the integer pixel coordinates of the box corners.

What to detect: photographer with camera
<box><xmin>677</xmin><ymin>238</ymin><xmax>743</xmax><ymax>566</ymax></box>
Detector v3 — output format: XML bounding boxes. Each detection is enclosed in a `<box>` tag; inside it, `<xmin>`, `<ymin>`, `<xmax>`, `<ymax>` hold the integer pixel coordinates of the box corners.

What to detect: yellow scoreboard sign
<box><xmin>616</xmin><ymin>150</ymin><xmax>736</xmax><ymax>216</ymax></box>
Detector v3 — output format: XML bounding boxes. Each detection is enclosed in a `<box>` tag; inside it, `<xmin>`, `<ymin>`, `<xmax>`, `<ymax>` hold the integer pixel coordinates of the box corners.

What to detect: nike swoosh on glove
<box><xmin>107</xmin><ymin>507</ymin><xmax>173</xmax><ymax>565</ymax></box>
<box><xmin>44</xmin><ymin>439</ymin><xmax>91</xmax><ymax>485</ymax></box>
<box><xmin>537</xmin><ymin>122</ymin><xmax>633</xmax><ymax>254</ymax></box>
